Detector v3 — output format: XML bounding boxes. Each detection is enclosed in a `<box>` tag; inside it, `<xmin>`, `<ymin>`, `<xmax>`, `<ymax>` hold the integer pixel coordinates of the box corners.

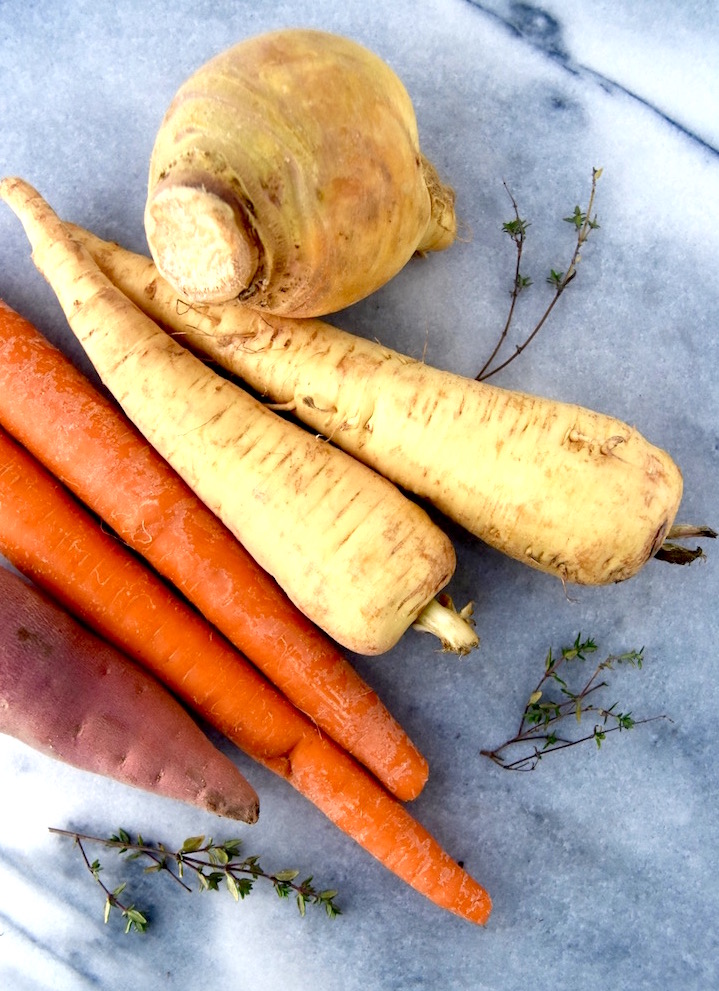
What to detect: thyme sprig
<box><xmin>481</xmin><ymin>635</ymin><xmax>670</xmax><ymax>771</ymax></box>
<box><xmin>477</xmin><ymin>167</ymin><xmax>602</xmax><ymax>381</ymax></box>
<box><xmin>50</xmin><ymin>827</ymin><xmax>340</xmax><ymax>933</ymax></box>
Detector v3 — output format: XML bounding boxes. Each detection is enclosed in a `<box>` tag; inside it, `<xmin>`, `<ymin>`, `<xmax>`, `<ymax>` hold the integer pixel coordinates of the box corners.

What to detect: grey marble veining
<box><xmin>1</xmin><ymin>1</ymin><xmax>718</xmax><ymax>989</ymax></box>
<box><xmin>468</xmin><ymin>0</ymin><xmax>719</xmax><ymax>149</ymax></box>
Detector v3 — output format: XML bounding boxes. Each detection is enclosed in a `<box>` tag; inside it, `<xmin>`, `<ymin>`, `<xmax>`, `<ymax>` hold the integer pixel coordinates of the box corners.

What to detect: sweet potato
<box><xmin>0</xmin><ymin>566</ymin><xmax>259</xmax><ymax>822</ymax></box>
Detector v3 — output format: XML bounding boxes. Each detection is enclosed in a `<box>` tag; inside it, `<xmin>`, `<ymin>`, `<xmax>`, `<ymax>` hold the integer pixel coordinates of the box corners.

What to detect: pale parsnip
<box><xmin>71</xmin><ymin>226</ymin><xmax>684</xmax><ymax>586</ymax></box>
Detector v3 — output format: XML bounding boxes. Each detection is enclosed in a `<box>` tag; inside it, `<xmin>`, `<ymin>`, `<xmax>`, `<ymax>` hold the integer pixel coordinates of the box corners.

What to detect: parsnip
<box><xmin>71</xmin><ymin>226</ymin><xmax>684</xmax><ymax>586</ymax></box>
<box><xmin>145</xmin><ymin>28</ymin><xmax>455</xmax><ymax>316</ymax></box>
<box><xmin>1</xmin><ymin>177</ymin><xmax>477</xmax><ymax>656</ymax></box>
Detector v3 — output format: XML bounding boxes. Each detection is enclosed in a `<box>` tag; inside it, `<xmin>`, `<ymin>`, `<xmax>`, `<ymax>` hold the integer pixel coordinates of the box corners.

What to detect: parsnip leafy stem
<box><xmin>654</xmin><ymin>523</ymin><xmax>717</xmax><ymax>565</ymax></box>
<box><xmin>480</xmin><ymin>635</ymin><xmax>671</xmax><ymax>771</ymax></box>
<box><xmin>49</xmin><ymin>827</ymin><xmax>340</xmax><ymax>932</ymax></box>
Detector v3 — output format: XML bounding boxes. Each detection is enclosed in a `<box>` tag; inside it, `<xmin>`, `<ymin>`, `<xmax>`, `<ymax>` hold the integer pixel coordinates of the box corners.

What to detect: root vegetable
<box><xmin>1</xmin><ymin>177</ymin><xmax>477</xmax><ymax>656</ymax></box>
<box><xmin>0</xmin><ymin>298</ymin><xmax>428</xmax><ymax>801</ymax></box>
<box><xmin>0</xmin><ymin>429</ymin><xmax>491</xmax><ymax>925</ymax></box>
<box><xmin>0</xmin><ymin>566</ymin><xmax>260</xmax><ymax>823</ymax></box>
<box><xmin>145</xmin><ymin>28</ymin><xmax>456</xmax><ymax>316</ymax></box>
<box><xmin>71</xmin><ymin>227</ymin><xmax>684</xmax><ymax>586</ymax></box>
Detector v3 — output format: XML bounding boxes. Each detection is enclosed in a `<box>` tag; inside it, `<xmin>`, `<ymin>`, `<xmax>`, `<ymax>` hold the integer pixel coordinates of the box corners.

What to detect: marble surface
<box><xmin>1</xmin><ymin>1</ymin><xmax>718</xmax><ymax>988</ymax></box>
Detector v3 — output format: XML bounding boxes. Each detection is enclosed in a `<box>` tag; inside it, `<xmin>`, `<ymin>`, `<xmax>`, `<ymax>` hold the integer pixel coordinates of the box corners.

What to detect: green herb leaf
<box><xmin>274</xmin><ymin>869</ymin><xmax>300</xmax><ymax>882</ymax></box>
<box><xmin>226</xmin><ymin>873</ymin><xmax>240</xmax><ymax>902</ymax></box>
<box><xmin>181</xmin><ymin>835</ymin><xmax>206</xmax><ymax>854</ymax></box>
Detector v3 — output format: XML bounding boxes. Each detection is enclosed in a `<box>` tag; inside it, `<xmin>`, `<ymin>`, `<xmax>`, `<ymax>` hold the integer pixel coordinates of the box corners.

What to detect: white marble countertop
<box><xmin>1</xmin><ymin>1</ymin><xmax>717</xmax><ymax>988</ymax></box>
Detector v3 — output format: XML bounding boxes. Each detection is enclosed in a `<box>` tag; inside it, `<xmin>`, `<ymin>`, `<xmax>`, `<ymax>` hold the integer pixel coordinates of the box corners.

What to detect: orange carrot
<box><xmin>0</xmin><ymin>298</ymin><xmax>427</xmax><ymax>801</ymax></box>
<box><xmin>0</xmin><ymin>426</ymin><xmax>491</xmax><ymax>925</ymax></box>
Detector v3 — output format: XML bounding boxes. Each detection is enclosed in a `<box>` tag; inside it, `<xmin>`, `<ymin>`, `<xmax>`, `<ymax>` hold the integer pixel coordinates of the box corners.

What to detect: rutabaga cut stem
<box><xmin>1</xmin><ymin>177</ymin><xmax>473</xmax><ymax>657</ymax></box>
<box><xmin>145</xmin><ymin>180</ymin><xmax>260</xmax><ymax>304</ymax></box>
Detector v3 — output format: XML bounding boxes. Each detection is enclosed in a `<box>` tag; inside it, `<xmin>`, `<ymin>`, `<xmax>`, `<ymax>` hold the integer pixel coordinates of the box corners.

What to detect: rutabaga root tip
<box><xmin>418</xmin><ymin>156</ymin><xmax>457</xmax><ymax>253</ymax></box>
<box><xmin>412</xmin><ymin>595</ymin><xmax>479</xmax><ymax>655</ymax></box>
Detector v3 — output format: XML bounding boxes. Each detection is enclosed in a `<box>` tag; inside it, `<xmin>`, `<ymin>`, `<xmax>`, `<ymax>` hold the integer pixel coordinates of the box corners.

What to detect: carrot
<box><xmin>0</xmin><ymin>427</ymin><xmax>491</xmax><ymax>924</ymax></box>
<box><xmin>70</xmin><ymin>226</ymin><xmax>685</xmax><ymax>587</ymax></box>
<box><xmin>0</xmin><ymin>565</ymin><xmax>260</xmax><ymax>822</ymax></box>
<box><xmin>0</xmin><ymin>297</ymin><xmax>428</xmax><ymax>801</ymax></box>
<box><xmin>145</xmin><ymin>28</ymin><xmax>455</xmax><ymax>314</ymax></box>
<box><xmin>0</xmin><ymin>176</ymin><xmax>477</xmax><ymax>657</ymax></box>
